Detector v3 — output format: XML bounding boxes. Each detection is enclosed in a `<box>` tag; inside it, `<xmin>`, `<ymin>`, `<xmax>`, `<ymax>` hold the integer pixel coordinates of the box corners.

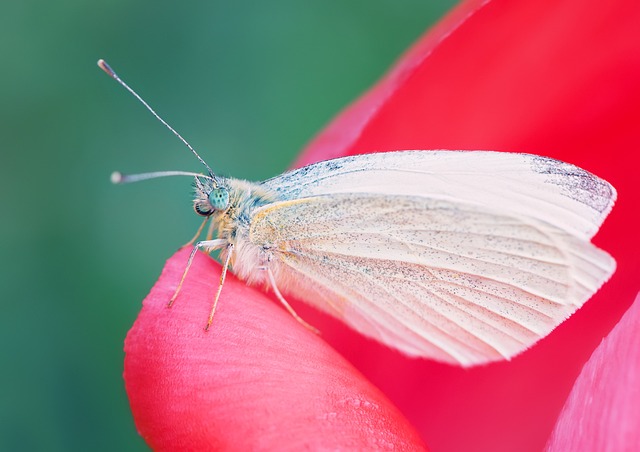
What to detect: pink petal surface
<box><xmin>546</xmin><ymin>292</ymin><xmax>640</xmax><ymax>451</ymax></box>
<box><xmin>295</xmin><ymin>0</ymin><xmax>640</xmax><ymax>450</ymax></box>
<box><xmin>124</xmin><ymin>0</ymin><xmax>640</xmax><ymax>450</ymax></box>
<box><xmin>124</xmin><ymin>248</ymin><xmax>427</xmax><ymax>451</ymax></box>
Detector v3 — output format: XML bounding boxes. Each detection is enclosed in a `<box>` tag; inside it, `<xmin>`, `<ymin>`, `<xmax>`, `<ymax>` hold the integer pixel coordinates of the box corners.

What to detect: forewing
<box><xmin>250</xmin><ymin>194</ymin><xmax>615</xmax><ymax>366</ymax></box>
<box><xmin>260</xmin><ymin>151</ymin><xmax>616</xmax><ymax>240</ymax></box>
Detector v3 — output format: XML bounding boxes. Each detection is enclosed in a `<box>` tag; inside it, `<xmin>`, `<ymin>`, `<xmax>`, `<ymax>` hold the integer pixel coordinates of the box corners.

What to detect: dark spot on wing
<box><xmin>531</xmin><ymin>155</ymin><xmax>614</xmax><ymax>213</ymax></box>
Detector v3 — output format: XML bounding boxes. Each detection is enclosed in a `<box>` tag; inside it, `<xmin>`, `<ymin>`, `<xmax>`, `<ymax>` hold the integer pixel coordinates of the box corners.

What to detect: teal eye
<box><xmin>208</xmin><ymin>187</ymin><xmax>230</xmax><ymax>211</ymax></box>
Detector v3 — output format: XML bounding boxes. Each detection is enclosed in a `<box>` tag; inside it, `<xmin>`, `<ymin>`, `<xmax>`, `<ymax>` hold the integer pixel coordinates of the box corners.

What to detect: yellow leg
<box><xmin>267</xmin><ymin>267</ymin><xmax>320</xmax><ymax>334</ymax></box>
<box><xmin>206</xmin><ymin>217</ymin><xmax>217</xmax><ymax>241</ymax></box>
<box><xmin>169</xmin><ymin>239</ymin><xmax>226</xmax><ymax>307</ymax></box>
<box><xmin>185</xmin><ymin>217</ymin><xmax>210</xmax><ymax>247</ymax></box>
<box><xmin>205</xmin><ymin>244</ymin><xmax>234</xmax><ymax>331</ymax></box>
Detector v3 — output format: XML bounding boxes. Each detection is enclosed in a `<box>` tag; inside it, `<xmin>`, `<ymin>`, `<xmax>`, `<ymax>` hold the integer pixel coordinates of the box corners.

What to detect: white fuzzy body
<box><xmin>207</xmin><ymin>150</ymin><xmax>616</xmax><ymax>367</ymax></box>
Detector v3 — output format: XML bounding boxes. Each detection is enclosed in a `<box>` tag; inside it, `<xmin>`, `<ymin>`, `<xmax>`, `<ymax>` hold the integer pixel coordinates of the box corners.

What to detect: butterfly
<box><xmin>100</xmin><ymin>60</ymin><xmax>616</xmax><ymax>367</ymax></box>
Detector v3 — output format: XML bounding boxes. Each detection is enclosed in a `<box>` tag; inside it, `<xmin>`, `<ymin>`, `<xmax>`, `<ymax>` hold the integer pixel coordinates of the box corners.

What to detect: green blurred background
<box><xmin>0</xmin><ymin>1</ymin><xmax>455</xmax><ymax>450</ymax></box>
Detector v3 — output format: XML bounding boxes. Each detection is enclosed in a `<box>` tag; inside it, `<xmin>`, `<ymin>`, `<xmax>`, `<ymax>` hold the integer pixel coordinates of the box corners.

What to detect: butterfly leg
<box><xmin>205</xmin><ymin>243</ymin><xmax>234</xmax><ymax>331</ymax></box>
<box><xmin>169</xmin><ymin>239</ymin><xmax>226</xmax><ymax>308</ymax></box>
<box><xmin>206</xmin><ymin>217</ymin><xmax>217</xmax><ymax>241</ymax></box>
<box><xmin>266</xmin><ymin>266</ymin><xmax>320</xmax><ymax>334</ymax></box>
<box><xmin>185</xmin><ymin>216</ymin><xmax>210</xmax><ymax>246</ymax></box>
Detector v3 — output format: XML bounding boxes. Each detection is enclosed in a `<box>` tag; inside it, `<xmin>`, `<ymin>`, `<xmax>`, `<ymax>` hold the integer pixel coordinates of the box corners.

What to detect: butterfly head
<box><xmin>193</xmin><ymin>176</ymin><xmax>230</xmax><ymax>216</ymax></box>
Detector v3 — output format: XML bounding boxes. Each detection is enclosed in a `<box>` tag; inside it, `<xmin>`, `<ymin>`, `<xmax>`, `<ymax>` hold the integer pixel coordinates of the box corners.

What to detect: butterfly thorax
<box><xmin>217</xmin><ymin>177</ymin><xmax>279</xmax><ymax>230</ymax></box>
<box><xmin>199</xmin><ymin>178</ymin><xmax>280</xmax><ymax>283</ymax></box>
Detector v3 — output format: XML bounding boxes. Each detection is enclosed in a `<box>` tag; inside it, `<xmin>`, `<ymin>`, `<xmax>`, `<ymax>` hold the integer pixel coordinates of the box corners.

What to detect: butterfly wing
<box><xmin>260</xmin><ymin>150</ymin><xmax>615</xmax><ymax>240</ymax></box>
<box><xmin>249</xmin><ymin>151</ymin><xmax>616</xmax><ymax>366</ymax></box>
<box><xmin>250</xmin><ymin>193</ymin><xmax>615</xmax><ymax>366</ymax></box>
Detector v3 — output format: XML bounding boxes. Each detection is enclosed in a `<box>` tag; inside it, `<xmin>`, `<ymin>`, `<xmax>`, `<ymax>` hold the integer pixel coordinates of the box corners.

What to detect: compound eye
<box><xmin>208</xmin><ymin>187</ymin><xmax>230</xmax><ymax>211</ymax></box>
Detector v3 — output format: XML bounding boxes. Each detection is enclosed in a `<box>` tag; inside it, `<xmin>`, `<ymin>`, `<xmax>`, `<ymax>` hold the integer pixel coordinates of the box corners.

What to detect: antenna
<box><xmin>111</xmin><ymin>170</ymin><xmax>215</xmax><ymax>184</ymax></box>
<box><xmin>97</xmin><ymin>59</ymin><xmax>217</xmax><ymax>182</ymax></box>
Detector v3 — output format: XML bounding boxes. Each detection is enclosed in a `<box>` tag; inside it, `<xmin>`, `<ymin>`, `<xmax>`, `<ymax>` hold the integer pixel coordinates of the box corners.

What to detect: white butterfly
<box><xmin>190</xmin><ymin>150</ymin><xmax>616</xmax><ymax>367</ymax></box>
<box><xmin>101</xmin><ymin>61</ymin><xmax>616</xmax><ymax>367</ymax></box>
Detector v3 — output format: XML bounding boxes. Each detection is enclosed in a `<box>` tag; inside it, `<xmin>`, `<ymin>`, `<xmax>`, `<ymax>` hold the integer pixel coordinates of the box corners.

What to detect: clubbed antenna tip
<box><xmin>110</xmin><ymin>171</ymin><xmax>123</xmax><ymax>184</ymax></box>
<box><xmin>97</xmin><ymin>59</ymin><xmax>116</xmax><ymax>78</ymax></box>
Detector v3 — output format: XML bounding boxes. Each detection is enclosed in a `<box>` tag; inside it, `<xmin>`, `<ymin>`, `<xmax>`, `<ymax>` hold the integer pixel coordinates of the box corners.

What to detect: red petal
<box><xmin>294</xmin><ymin>0</ymin><xmax>640</xmax><ymax>451</ymax></box>
<box><xmin>124</xmin><ymin>248</ymin><xmax>427</xmax><ymax>451</ymax></box>
<box><xmin>546</xmin><ymin>292</ymin><xmax>640</xmax><ymax>451</ymax></box>
<box><xmin>125</xmin><ymin>0</ymin><xmax>640</xmax><ymax>450</ymax></box>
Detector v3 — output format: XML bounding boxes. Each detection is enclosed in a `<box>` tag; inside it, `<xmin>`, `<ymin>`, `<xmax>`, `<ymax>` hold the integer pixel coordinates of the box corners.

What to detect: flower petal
<box><xmin>295</xmin><ymin>0</ymin><xmax>640</xmax><ymax>451</ymax></box>
<box><xmin>125</xmin><ymin>0</ymin><xmax>640</xmax><ymax>450</ymax></box>
<box><xmin>546</xmin><ymin>292</ymin><xmax>640</xmax><ymax>451</ymax></box>
<box><xmin>124</xmin><ymin>248</ymin><xmax>427</xmax><ymax>451</ymax></box>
